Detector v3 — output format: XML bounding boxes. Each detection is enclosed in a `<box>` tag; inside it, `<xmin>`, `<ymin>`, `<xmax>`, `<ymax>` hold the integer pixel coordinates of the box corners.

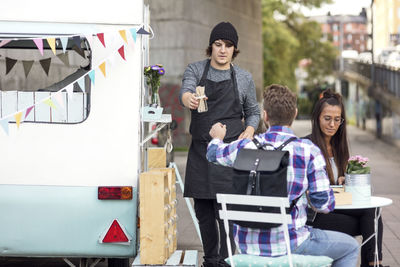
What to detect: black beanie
<box><xmin>209</xmin><ymin>22</ymin><xmax>238</xmax><ymax>48</ymax></box>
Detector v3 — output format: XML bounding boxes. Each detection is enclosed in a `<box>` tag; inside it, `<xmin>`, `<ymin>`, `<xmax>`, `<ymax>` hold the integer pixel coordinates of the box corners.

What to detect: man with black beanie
<box><xmin>179</xmin><ymin>22</ymin><xmax>260</xmax><ymax>267</ymax></box>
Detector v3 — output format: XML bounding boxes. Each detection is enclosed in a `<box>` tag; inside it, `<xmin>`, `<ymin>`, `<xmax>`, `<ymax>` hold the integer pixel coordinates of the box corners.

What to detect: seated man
<box><xmin>206</xmin><ymin>84</ymin><xmax>359</xmax><ymax>267</ymax></box>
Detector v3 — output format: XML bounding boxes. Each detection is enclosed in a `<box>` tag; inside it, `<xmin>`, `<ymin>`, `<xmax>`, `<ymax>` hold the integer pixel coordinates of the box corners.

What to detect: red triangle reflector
<box><xmin>102</xmin><ymin>220</ymin><xmax>129</xmax><ymax>243</ymax></box>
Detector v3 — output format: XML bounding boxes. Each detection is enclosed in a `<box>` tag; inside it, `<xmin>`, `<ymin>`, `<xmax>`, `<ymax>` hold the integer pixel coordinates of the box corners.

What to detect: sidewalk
<box><xmin>174</xmin><ymin>120</ymin><xmax>400</xmax><ymax>267</ymax></box>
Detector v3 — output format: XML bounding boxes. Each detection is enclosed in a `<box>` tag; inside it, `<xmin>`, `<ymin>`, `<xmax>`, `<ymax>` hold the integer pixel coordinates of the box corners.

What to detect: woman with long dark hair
<box><xmin>306</xmin><ymin>89</ymin><xmax>388</xmax><ymax>267</ymax></box>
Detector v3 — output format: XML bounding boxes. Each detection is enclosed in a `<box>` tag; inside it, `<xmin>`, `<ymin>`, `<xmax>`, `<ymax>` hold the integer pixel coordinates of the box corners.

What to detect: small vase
<box><xmin>150</xmin><ymin>87</ymin><xmax>160</xmax><ymax>107</ymax></box>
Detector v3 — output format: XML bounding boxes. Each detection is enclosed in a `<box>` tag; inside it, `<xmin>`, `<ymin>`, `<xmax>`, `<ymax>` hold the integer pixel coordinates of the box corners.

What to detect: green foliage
<box><xmin>262</xmin><ymin>0</ymin><xmax>336</xmax><ymax>89</ymax></box>
<box><xmin>297</xmin><ymin>97</ymin><xmax>313</xmax><ymax>118</ymax></box>
<box><xmin>346</xmin><ymin>155</ymin><xmax>371</xmax><ymax>174</ymax></box>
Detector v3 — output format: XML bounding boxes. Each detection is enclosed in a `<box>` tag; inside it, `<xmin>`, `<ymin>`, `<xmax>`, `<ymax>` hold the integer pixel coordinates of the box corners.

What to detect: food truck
<box><xmin>0</xmin><ymin>1</ymin><xmax>154</xmax><ymax>266</ymax></box>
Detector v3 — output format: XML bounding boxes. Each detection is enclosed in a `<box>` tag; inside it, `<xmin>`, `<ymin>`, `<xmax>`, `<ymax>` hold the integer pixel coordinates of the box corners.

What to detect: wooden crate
<box><xmin>148</xmin><ymin>147</ymin><xmax>167</xmax><ymax>169</ymax></box>
<box><xmin>139</xmin><ymin>168</ymin><xmax>177</xmax><ymax>264</ymax></box>
<box><xmin>139</xmin><ymin>170</ymin><xmax>169</xmax><ymax>264</ymax></box>
<box><xmin>132</xmin><ymin>250</ymin><xmax>198</xmax><ymax>267</ymax></box>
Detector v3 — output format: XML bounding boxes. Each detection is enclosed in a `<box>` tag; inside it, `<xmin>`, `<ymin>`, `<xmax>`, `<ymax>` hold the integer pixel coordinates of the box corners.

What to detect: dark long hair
<box><xmin>310</xmin><ymin>89</ymin><xmax>349</xmax><ymax>184</ymax></box>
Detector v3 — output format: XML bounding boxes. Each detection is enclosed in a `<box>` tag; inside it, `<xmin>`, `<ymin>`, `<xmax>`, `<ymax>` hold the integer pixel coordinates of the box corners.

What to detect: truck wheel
<box><xmin>108</xmin><ymin>258</ymin><xmax>129</xmax><ymax>267</ymax></box>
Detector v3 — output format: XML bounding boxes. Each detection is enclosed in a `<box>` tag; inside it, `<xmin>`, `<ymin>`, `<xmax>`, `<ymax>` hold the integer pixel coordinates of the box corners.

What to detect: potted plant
<box><xmin>142</xmin><ymin>64</ymin><xmax>165</xmax><ymax>120</ymax></box>
<box><xmin>345</xmin><ymin>155</ymin><xmax>371</xmax><ymax>204</ymax></box>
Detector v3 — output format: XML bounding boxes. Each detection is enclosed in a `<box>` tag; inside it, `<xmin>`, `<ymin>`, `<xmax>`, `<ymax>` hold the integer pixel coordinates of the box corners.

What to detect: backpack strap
<box><xmin>276</xmin><ymin>137</ymin><xmax>297</xmax><ymax>151</ymax></box>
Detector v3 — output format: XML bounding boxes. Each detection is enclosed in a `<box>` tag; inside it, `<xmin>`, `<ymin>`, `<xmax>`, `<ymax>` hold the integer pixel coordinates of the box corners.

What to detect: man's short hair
<box><xmin>263</xmin><ymin>84</ymin><xmax>297</xmax><ymax>126</ymax></box>
<box><xmin>205</xmin><ymin>39</ymin><xmax>240</xmax><ymax>59</ymax></box>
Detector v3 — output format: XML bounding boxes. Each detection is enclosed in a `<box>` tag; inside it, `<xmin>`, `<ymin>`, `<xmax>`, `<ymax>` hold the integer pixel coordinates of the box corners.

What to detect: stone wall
<box><xmin>146</xmin><ymin>0</ymin><xmax>263</xmax><ymax>147</ymax></box>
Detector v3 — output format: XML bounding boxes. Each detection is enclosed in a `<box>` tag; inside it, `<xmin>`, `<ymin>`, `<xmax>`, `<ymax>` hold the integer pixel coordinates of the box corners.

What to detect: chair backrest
<box><xmin>216</xmin><ymin>193</ymin><xmax>294</xmax><ymax>267</ymax></box>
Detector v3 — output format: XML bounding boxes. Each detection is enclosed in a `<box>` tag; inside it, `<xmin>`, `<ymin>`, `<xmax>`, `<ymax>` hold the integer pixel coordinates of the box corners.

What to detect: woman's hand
<box><xmin>337</xmin><ymin>176</ymin><xmax>345</xmax><ymax>185</ymax></box>
<box><xmin>238</xmin><ymin>126</ymin><xmax>255</xmax><ymax>140</ymax></box>
<box><xmin>182</xmin><ymin>92</ymin><xmax>200</xmax><ymax>110</ymax></box>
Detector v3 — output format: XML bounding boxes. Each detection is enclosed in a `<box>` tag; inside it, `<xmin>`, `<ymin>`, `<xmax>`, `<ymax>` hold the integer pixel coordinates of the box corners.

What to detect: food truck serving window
<box><xmin>0</xmin><ymin>37</ymin><xmax>91</xmax><ymax>124</ymax></box>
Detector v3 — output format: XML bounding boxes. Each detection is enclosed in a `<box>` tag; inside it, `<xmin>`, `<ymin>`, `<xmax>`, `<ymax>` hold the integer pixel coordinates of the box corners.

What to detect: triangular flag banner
<box><xmin>57</xmin><ymin>53</ymin><xmax>70</xmax><ymax>66</ymax></box>
<box><xmin>137</xmin><ymin>27</ymin><xmax>150</xmax><ymax>35</ymax></box>
<box><xmin>73</xmin><ymin>36</ymin><xmax>81</xmax><ymax>49</ymax></box>
<box><xmin>25</xmin><ymin>106</ymin><xmax>34</xmax><ymax>119</ymax></box>
<box><xmin>39</xmin><ymin>58</ymin><xmax>51</xmax><ymax>76</ymax></box>
<box><xmin>0</xmin><ymin>39</ymin><xmax>11</xmax><ymax>48</ymax></box>
<box><xmin>15</xmin><ymin>112</ymin><xmax>23</xmax><ymax>129</ymax></box>
<box><xmin>33</xmin><ymin>39</ymin><xmax>44</xmax><ymax>56</ymax></box>
<box><xmin>99</xmin><ymin>62</ymin><xmax>106</xmax><ymax>77</ymax></box>
<box><xmin>119</xmin><ymin>30</ymin><xmax>128</xmax><ymax>44</ymax></box>
<box><xmin>97</xmin><ymin>33</ymin><xmax>106</xmax><ymax>47</ymax></box>
<box><xmin>65</xmin><ymin>84</ymin><xmax>74</xmax><ymax>101</ymax></box>
<box><xmin>129</xmin><ymin>28</ymin><xmax>137</xmax><ymax>42</ymax></box>
<box><xmin>46</xmin><ymin>38</ymin><xmax>57</xmax><ymax>55</ymax></box>
<box><xmin>77</xmin><ymin>78</ymin><xmax>85</xmax><ymax>93</ymax></box>
<box><xmin>118</xmin><ymin>46</ymin><xmax>126</xmax><ymax>60</ymax></box>
<box><xmin>88</xmin><ymin>70</ymin><xmax>95</xmax><ymax>85</ymax></box>
<box><xmin>0</xmin><ymin>117</ymin><xmax>10</xmax><ymax>135</ymax></box>
<box><xmin>22</xmin><ymin>60</ymin><xmax>34</xmax><ymax>78</ymax></box>
<box><xmin>60</xmin><ymin>37</ymin><xmax>69</xmax><ymax>53</ymax></box>
<box><xmin>5</xmin><ymin>57</ymin><xmax>18</xmax><ymax>75</ymax></box>
<box><xmin>43</xmin><ymin>98</ymin><xmax>57</xmax><ymax>109</ymax></box>
<box><xmin>53</xmin><ymin>92</ymin><xmax>65</xmax><ymax>109</ymax></box>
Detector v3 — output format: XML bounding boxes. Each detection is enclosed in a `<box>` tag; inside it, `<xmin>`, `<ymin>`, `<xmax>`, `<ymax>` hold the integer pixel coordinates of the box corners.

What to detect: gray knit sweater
<box><xmin>179</xmin><ymin>59</ymin><xmax>260</xmax><ymax>129</ymax></box>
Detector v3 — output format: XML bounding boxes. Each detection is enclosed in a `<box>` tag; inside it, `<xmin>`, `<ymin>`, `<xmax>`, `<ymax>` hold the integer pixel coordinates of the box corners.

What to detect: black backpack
<box><xmin>229</xmin><ymin>137</ymin><xmax>298</xmax><ymax>229</ymax></box>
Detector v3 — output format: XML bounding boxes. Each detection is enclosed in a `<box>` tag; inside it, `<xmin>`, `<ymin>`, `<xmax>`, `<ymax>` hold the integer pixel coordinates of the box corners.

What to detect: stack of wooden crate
<box><xmin>139</xmin><ymin>147</ymin><xmax>177</xmax><ymax>264</ymax></box>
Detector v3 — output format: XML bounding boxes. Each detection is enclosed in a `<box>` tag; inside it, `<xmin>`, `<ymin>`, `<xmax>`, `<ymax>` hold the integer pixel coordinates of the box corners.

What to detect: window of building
<box><xmin>0</xmin><ymin>37</ymin><xmax>91</xmax><ymax>124</ymax></box>
<box><xmin>333</xmin><ymin>35</ymin><xmax>339</xmax><ymax>42</ymax></box>
<box><xmin>346</xmin><ymin>24</ymin><xmax>352</xmax><ymax>31</ymax></box>
<box><xmin>332</xmin><ymin>24</ymin><xmax>338</xmax><ymax>31</ymax></box>
<box><xmin>347</xmin><ymin>34</ymin><xmax>352</xmax><ymax>41</ymax></box>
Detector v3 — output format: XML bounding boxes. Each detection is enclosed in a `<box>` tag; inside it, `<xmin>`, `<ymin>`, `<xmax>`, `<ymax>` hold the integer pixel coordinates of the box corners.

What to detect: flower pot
<box><xmin>344</xmin><ymin>173</ymin><xmax>371</xmax><ymax>205</ymax></box>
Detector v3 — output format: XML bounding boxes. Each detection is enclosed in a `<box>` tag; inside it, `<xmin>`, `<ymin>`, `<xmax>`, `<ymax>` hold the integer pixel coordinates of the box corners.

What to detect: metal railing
<box><xmin>342</xmin><ymin>59</ymin><xmax>400</xmax><ymax>98</ymax></box>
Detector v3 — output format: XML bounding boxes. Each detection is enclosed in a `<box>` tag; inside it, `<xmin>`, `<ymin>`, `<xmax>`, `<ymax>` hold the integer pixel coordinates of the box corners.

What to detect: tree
<box><xmin>262</xmin><ymin>0</ymin><xmax>336</xmax><ymax>90</ymax></box>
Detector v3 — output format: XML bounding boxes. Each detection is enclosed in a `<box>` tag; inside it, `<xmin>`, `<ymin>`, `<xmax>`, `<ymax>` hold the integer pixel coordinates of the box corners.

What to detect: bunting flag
<box><xmin>60</xmin><ymin>37</ymin><xmax>69</xmax><ymax>53</ymax></box>
<box><xmin>15</xmin><ymin>112</ymin><xmax>23</xmax><ymax>129</ymax></box>
<box><xmin>24</xmin><ymin>106</ymin><xmax>34</xmax><ymax>119</ymax></box>
<box><xmin>0</xmin><ymin>117</ymin><xmax>10</xmax><ymax>135</ymax></box>
<box><xmin>119</xmin><ymin>30</ymin><xmax>128</xmax><ymax>44</ymax></box>
<box><xmin>129</xmin><ymin>28</ymin><xmax>137</xmax><ymax>43</ymax></box>
<box><xmin>39</xmin><ymin>58</ymin><xmax>51</xmax><ymax>75</ymax></box>
<box><xmin>53</xmin><ymin>92</ymin><xmax>65</xmax><ymax>109</ymax></box>
<box><xmin>97</xmin><ymin>33</ymin><xmax>106</xmax><ymax>47</ymax></box>
<box><xmin>46</xmin><ymin>38</ymin><xmax>57</xmax><ymax>55</ymax></box>
<box><xmin>77</xmin><ymin>78</ymin><xmax>85</xmax><ymax>93</ymax></box>
<box><xmin>65</xmin><ymin>84</ymin><xmax>74</xmax><ymax>101</ymax></box>
<box><xmin>5</xmin><ymin>57</ymin><xmax>18</xmax><ymax>75</ymax></box>
<box><xmin>73</xmin><ymin>36</ymin><xmax>81</xmax><ymax>49</ymax></box>
<box><xmin>33</xmin><ymin>38</ymin><xmax>44</xmax><ymax>56</ymax></box>
<box><xmin>43</xmin><ymin>98</ymin><xmax>57</xmax><ymax>109</ymax></box>
<box><xmin>0</xmin><ymin>39</ymin><xmax>11</xmax><ymax>48</ymax></box>
<box><xmin>118</xmin><ymin>45</ymin><xmax>126</xmax><ymax>61</ymax></box>
<box><xmin>99</xmin><ymin>62</ymin><xmax>106</xmax><ymax>77</ymax></box>
<box><xmin>88</xmin><ymin>69</ymin><xmax>95</xmax><ymax>85</ymax></box>
<box><xmin>57</xmin><ymin>53</ymin><xmax>70</xmax><ymax>67</ymax></box>
<box><xmin>22</xmin><ymin>60</ymin><xmax>34</xmax><ymax>78</ymax></box>
<box><xmin>137</xmin><ymin>27</ymin><xmax>150</xmax><ymax>35</ymax></box>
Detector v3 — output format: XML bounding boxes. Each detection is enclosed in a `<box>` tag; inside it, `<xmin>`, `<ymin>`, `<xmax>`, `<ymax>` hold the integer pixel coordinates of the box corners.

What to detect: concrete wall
<box><xmin>146</xmin><ymin>0</ymin><xmax>263</xmax><ymax>147</ymax></box>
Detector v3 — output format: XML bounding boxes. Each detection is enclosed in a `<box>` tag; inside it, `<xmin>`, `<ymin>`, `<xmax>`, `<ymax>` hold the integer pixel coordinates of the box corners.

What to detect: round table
<box><xmin>335</xmin><ymin>196</ymin><xmax>393</xmax><ymax>267</ymax></box>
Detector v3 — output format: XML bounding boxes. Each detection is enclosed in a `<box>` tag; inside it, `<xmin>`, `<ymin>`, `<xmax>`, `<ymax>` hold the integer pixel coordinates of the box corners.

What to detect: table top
<box><xmin>335</xmin><ymin>196</ymin><xmax>393</xmax><ymax>209</ymax></box>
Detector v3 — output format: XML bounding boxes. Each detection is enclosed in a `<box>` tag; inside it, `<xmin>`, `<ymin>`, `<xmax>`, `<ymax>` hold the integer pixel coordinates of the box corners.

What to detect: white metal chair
<box><xmin>216</xmin><ymin>193</ymin><xmax>333</xmax><ymax>267</ymax></box>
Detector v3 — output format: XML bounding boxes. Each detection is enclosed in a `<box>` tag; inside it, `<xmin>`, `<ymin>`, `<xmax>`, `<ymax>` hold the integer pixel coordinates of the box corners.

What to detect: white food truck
<box><xmin>0</xmin><ymin>1</ymin><xmax>151</xmax><ymax>266</ymax></box>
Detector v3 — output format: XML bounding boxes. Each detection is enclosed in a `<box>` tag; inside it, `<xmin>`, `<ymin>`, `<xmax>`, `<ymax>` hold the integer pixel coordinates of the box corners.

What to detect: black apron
<box><xmin>184</xmin><ymin>60</ymin><xmax>244</xmax><ymax>199</ymax></box>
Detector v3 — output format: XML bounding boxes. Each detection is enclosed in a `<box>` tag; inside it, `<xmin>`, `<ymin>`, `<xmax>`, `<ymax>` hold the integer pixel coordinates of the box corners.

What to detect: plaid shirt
<box><xmin>206</xmin><ymin>126</ymin><xmax>335</xmax><ymax>257</ymax></box>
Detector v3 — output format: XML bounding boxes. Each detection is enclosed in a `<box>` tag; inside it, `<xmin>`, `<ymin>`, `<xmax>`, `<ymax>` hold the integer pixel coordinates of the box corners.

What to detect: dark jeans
<box><xmin>194</xmin><ymin>198</ymin><xmax>235</xmax><ymax>267</ymax></box>
<box><xmin>308</xmin><ymin>208</ymin><xmax>383</xmax><ymax>267</ymax></box>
